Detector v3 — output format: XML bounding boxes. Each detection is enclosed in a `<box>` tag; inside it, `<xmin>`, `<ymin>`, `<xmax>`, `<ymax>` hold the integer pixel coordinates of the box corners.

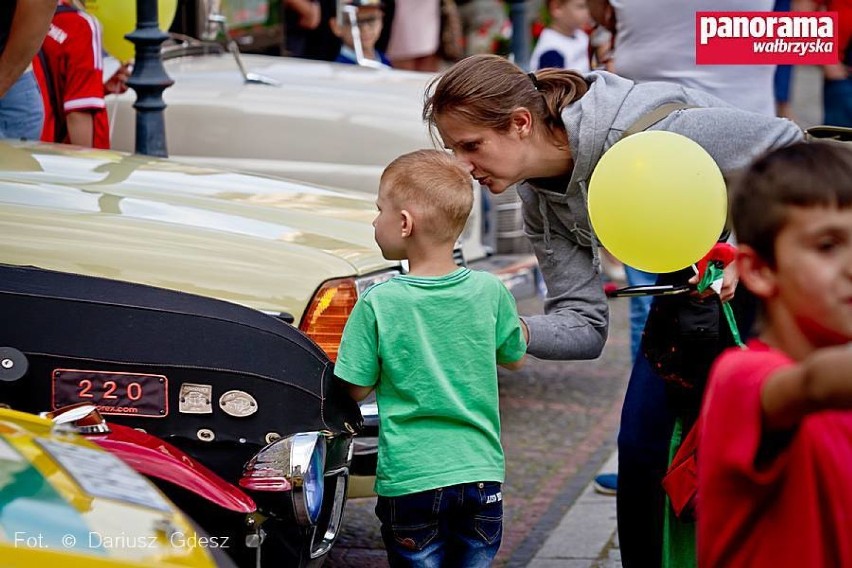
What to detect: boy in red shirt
<box><xmin>33</xmin><ymin>0</ymin><xmax>124</xmax><ymax>149</ymax></box>
<box><xmin>697</xmin><ymin>141</ymin><xmax>852</xmax><ymax>567</ymax></box>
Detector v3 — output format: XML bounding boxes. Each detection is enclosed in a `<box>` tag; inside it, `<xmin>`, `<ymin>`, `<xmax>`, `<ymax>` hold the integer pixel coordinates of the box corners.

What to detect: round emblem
<box><xmin>219</xmin><ymin>390</ymin><xmax>258</xmax><ymax>417</ymax></box>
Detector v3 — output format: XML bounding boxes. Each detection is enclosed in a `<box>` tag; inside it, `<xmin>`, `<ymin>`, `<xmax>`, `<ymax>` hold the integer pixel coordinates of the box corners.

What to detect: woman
<box><xmin>423</xmin><ymin>53</ymin><xmax>803</xmax><ymax>566</ymax></box>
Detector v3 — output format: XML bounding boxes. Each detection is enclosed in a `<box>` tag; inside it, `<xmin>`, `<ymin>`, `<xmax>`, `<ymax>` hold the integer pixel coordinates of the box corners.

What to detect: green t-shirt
<box><xmin>334</xmin><ymin>268</ymin><xmax>527</xmax><ymax>497</ymax></box>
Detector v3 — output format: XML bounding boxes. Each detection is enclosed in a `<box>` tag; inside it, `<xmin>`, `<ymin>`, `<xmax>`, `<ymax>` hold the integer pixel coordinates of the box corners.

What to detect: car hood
<box><xmin>0</xmin><ymin>141</ymin><xmax>394</xmax><ymax>319</ymax></box>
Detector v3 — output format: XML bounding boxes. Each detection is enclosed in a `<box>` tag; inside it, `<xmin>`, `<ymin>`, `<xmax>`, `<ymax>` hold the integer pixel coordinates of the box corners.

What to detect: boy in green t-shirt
<box><xmin>335</xmin><ymin>149</ymin><xmax>527</xmax><ymax>567</ymax></box>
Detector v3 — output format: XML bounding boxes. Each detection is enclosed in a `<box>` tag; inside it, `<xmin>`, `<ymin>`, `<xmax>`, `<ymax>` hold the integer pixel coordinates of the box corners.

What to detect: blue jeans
<box><xmin>617</xmin><ymin>351</ymin><xmax>675</xmax><ymax>568</ymax></box>
<box><xmin>0</xmin><ymin>71</ymin><xmax>43</xmax><ymax>140</ymax></box>
<box><xmin>824</xmin><ymin>76</ymin><xmax>852</xmax><ymax>128</ymax></box>
<box><xmin>624</xmin><ymin>265</ymin><xmax>656</xmax><ymax>362</ymax></box>
<box><xmin>375</xmin><ymin>481</ymin><xmax>503</xmax><ymax>568</ymax></box>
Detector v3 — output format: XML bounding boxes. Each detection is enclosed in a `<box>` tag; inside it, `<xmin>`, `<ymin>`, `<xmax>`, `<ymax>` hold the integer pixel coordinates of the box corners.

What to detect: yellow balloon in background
<box><xmin>86</xmin><ymin>0</ymin><xmax>178</xmax><ymax>63</ymax></box>
<box><xmin>588</xmin><ymin>131</ymin><xmax>727</xmax><ymax>274</ymax></box>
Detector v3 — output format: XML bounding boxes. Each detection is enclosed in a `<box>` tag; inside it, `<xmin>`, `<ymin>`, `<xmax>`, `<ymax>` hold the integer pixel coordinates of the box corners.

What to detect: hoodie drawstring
<box><xmin>535</xmin><ymin>183</ymin><xmax>601</xmax><ymax>273</ymax></box>
<box><xmin>578</xmin><ymin>180</ymin><xmax>601</xmax><ymax>274</ymax></box>
<box><xmin>537</xmin><ymin>193</ymin><xmax>556</xmax><ymax>266</ymax></box>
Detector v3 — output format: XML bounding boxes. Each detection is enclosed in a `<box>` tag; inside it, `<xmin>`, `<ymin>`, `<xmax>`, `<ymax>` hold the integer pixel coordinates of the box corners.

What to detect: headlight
<box><xmin>299</xmin><ymin>269</ymin><xmax>399</xmax><ymax>361</ymax></box>
<box><xmin>239</xmin><ymin>432</ymin><xmax>327</xmax><ymax>525</ymax></box>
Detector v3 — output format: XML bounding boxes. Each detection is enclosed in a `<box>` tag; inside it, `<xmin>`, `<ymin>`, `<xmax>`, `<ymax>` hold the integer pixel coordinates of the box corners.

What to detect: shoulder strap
<box><xmin>805</xmin><ymin>125</ymin><xmax>852</xmax><ymax>144</ymax></box>
<box><xmin>620</xmin><ymin>102</ymin><xmax>697</xmax><ymax>141</ymax></box>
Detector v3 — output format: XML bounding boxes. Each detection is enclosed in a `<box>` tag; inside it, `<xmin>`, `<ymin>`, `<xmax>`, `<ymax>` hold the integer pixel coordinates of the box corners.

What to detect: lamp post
<box><xmin>126</xmin><ymin>0</ymin><xmax>173</xmax><ymax>157</ymax></box>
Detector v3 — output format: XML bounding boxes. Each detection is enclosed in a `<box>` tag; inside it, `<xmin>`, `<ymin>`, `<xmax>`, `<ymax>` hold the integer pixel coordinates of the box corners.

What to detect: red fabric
<box><xmin>831</xmin><ymin>0</ymin><xmax>852</xmax><ymax>52</ymax></box>
<box><xmin>819</xmin><ymin>0</ymin><xmax>852</xmax><ymax>52</ymax></box>
<box><xmin>661</xmin><ymin>421</ymin><xmax>699</xmax><ymax>520</ymax></box>
<box><xmin>695</xmin><ymin>242</ymin><xmax>737</xmax><ymax>281</ymax></box>
<box><xmin>34</xmin><ymin>1</ymin><xmax>110</xmax><ymax>149</ymax></box>
<box><xmin>698</xmin><ymin>339</ymin><xmax>852</xmax><ymax>568</ymax></box>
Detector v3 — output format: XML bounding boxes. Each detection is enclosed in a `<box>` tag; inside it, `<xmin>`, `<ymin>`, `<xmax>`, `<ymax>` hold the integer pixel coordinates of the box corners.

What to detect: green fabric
<box><xmin>662</xmin><ymin>417</ymin><xmax>697</xmax><ymax>568</ymax></box>
<box><xmin>697</xmin><ymin>262</ymin><xmax>744</xmax><ymax>348</ymax></box>
<box><xmin>335</xmin><ymin>268</ymin><xmax>526</xmax><ymax>497</ymax></box>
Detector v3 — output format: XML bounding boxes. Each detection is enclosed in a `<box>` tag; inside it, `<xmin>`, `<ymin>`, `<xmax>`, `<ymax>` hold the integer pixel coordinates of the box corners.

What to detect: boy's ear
<box><xmin>400</xmin><ymin>209</ymin><xmax>414</xmax><ymax>238</ymax></box>
<box><xmin>736</xmin><ymin>244</ymin><xmax>776</xmax><ymax>299</ymax></box>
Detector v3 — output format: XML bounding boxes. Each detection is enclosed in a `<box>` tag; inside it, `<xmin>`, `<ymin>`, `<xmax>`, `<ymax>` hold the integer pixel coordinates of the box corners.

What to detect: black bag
<box><xmin>640</xmin><ymin>269</ymin><xmax>758</xmax><ymax>416</ymax></box>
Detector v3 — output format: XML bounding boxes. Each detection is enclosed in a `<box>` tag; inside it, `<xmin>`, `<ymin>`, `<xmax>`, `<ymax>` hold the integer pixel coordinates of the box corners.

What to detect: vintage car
<box><xmin>107</xmin><ymin>5</ymin><xmax>539</xmax><ymax>286</ymax></box>
<box><xmin>0</xmin><ymin>406</ymin><xmax>227</xmax><ymax>567</ymax></box>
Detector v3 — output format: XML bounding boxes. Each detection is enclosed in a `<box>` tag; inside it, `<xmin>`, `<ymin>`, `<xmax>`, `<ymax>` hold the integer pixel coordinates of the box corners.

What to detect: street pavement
<box><xmin>326</xmin><ymin>66</ymin><xmax>823</xmax><ymax>568</ymax></box>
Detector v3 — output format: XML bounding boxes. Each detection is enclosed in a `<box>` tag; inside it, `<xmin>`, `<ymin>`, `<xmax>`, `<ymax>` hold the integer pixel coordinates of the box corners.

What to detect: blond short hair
<box><xmin>381</xmin><ymin>150</ymin><xmax>473</xmax><ymax>243</ymax></box>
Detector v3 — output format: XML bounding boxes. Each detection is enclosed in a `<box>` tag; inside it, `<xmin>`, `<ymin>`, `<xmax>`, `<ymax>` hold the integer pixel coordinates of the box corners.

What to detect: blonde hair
<box><xmin>382</xmin><ymin>150</ymin><xmax>473</xmax><ymax>243</ymax></box>
<box><xmin>423</xmin><ymin>54</ymin><xmax>589</xmax><ymax>145</ymax></box>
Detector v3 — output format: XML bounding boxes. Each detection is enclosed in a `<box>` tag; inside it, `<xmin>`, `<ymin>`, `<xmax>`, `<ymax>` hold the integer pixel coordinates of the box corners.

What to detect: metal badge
<box><xmin>219</xmin><ymin>390</ymin><xmax>258</xmax><ymax>418</ymax></box>
<box><xmin>178</xmin><ymin>383</ymin><xmax>213</xmax><ymax>414</ymax></box>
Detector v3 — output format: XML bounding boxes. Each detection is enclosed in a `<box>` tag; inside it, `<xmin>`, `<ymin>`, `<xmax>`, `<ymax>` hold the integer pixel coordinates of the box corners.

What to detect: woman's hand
<box><xmin>688</xmin><ymin>262</ymin><xmax>739</xmax><ymax>303</ymax></box>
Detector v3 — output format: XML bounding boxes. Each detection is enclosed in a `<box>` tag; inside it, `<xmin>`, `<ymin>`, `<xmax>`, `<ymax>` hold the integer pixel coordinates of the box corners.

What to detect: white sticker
<box><xmin>0</xmin><ymin>438</ymin><xmax>23</xmax><ymax>462</ymax></box>
<box><xmin>38</xmin><ymin>438</ymin><xmax>172</xmax><ymax>511</ymax></box>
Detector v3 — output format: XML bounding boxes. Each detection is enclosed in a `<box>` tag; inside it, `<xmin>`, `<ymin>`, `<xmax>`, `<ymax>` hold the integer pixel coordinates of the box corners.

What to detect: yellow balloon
<box><xmin>588</xmin><ymin>131</ymin><xmax>727</xmax><ymax>274</ymax></box>
<box><xmin>86</xmin><ymin>0</ymin><xmax>178</xmax><ymax>63</ymax></box>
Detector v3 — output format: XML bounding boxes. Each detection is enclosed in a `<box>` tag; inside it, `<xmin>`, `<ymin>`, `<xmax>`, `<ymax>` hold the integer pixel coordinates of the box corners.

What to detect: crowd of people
<box><xmin>2</xmin><ymin>2</ymin><xmax>851</xmax><ymax>568</ymax></box>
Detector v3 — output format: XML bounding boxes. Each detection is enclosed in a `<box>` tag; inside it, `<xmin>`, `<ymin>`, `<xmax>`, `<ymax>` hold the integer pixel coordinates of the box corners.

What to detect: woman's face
<box><xmin>435</xmin><ymin>112</ymin><xmax>528</xmax><ymax>194</ymax></box>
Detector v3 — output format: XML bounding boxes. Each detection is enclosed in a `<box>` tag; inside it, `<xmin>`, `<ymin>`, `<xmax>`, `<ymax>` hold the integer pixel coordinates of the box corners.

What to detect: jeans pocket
<box><xmin>377</xmin><ymin>491</ymin><xmax>441</xmax><ymax>552</ymax></box>
<box><xmin>474</xmin><ymin>482</ymin><xmax>503</xmax><ymax>544</ymax></box>
<box><xmin>391</xmin><ymin>522</ymin><xmax>440</xmax><ymax>552</ymax></box>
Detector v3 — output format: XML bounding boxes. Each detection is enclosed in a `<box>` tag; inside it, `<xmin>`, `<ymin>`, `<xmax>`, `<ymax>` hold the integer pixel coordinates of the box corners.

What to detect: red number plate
<box><xmin>52</xmin><ymin>369</ymin><xmax>168</xmax><ymax>418</ymax></box>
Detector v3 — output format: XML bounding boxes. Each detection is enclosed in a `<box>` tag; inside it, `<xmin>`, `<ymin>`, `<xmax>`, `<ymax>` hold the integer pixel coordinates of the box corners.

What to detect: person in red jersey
<box><xmin>33</xmin><ymin>0</ymin><xmax>128</xmax><ymax>149</ymax></box>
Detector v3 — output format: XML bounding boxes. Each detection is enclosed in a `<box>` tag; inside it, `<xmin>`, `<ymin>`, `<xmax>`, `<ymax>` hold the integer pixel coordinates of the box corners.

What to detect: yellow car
<box><xmin>0</xmin><ymin>407</ymin><xmax>225</xmax><ymax>567</ymax></box>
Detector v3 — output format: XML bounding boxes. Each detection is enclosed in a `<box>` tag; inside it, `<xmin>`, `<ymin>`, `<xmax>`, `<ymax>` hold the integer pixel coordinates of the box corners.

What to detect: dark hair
<box><xmin>731</xmin><ymin>141</ymin><xmax>852</xmax><ymax>265</ymax></box>
<box><xmin>423</xmin><ymin>54</ymin><xmax>588</xmax><ymax>145</ymax></box>
<box><xmin>382</xmin><ymin>149</ymin><xmax>473</xmax><ymax>242</ymax></box>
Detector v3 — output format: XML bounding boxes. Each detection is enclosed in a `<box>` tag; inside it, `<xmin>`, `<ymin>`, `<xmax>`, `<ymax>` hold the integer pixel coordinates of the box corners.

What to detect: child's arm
<box><xmin>66</xmin><ymin>111</ymin><xmax>94</xmax><ymax>147</ymax></box>
<box><xmin>497</xmin><ymin>309</ymin><xmax>528</xmax><ymax>371</ymax></box>
<box><xmin>761</xmin><ymin>344</ymin><xmax>852</xmax><ymax>431</ymax></box>
<box><xmin>343</xmin><ymin>381</ymin><xmax>374</xmax><ymax>402</ymax></box>
<box><xmin>500</xmin><ymin>356</ymin><xmax>526</xmax><ymax>371</ymax></box>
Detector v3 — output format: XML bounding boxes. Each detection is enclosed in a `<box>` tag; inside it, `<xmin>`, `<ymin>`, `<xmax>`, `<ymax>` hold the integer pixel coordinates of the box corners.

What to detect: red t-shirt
<box><xmin>34</xmin><ymin>1</ymin><xmax>110</xmax><ymax>149</ymax></box>
<box><xmin>698</xmin><ymin>339</ymin><xmax>852</xmax><ymax>567</ymax></box>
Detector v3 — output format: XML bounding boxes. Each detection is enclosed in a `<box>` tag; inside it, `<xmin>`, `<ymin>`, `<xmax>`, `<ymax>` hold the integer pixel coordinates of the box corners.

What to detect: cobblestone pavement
<box><xmin>327</xmin><ymin>295</ymin><xmax>632</xmax><ymax>567</ymax></box>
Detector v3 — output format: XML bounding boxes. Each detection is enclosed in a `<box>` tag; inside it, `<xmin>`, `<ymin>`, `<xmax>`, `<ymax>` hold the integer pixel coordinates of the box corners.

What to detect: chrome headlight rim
<box><xmin>291</xmin><ymin>432</ymin><xmax>327</xmax><ymax>526</ymax></box>
<box><xmin>239</xmin><ymin>431</ymin><xmax>327</xmax><ymax>526</ymax></box>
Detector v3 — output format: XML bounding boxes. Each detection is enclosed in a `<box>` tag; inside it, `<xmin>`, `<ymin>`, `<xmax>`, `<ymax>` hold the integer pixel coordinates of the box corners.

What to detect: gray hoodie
<box><xmin>520</xmin><ymin>71</ymin><xmax>803</xmax><ymax>361</ymax></box>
